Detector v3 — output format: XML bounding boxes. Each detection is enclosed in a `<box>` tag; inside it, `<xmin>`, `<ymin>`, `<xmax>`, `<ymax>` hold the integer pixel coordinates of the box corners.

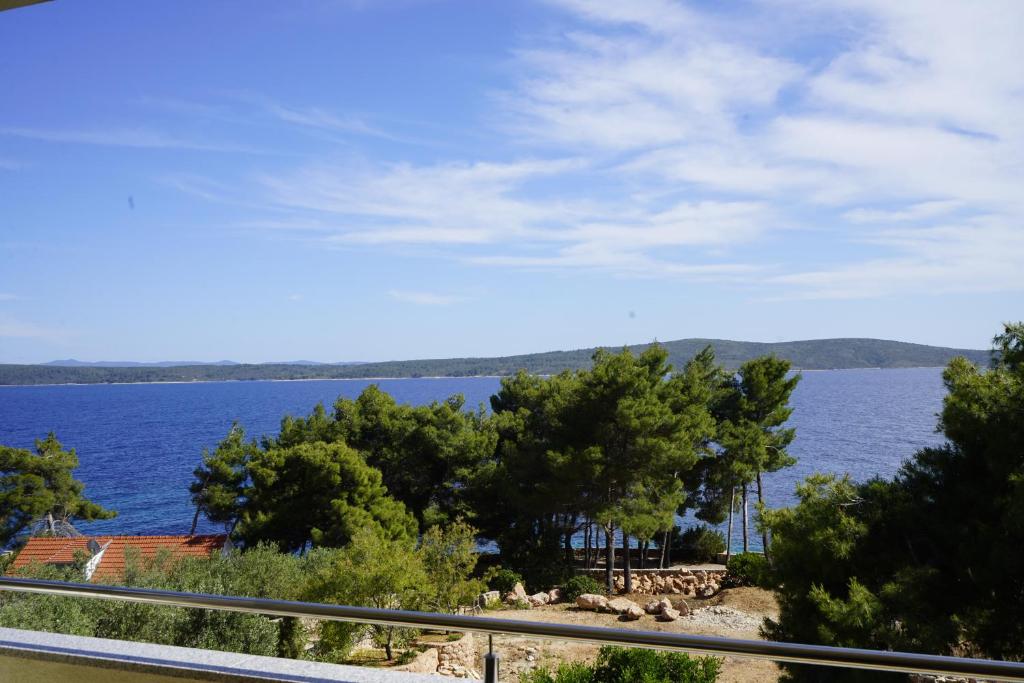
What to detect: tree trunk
<box><xmin>741</xmin><ymin>485</ymin><xmax>749</xmax><ymax>553</ymax></box>
<box><xmin>659</xmin><ymin>530</ymin><xmax>668</xmax><ymax>568</ymax></box>
<box><xmin>639</xmin><ymin>540</ymin><xmax>647</xmax><ymax>569</ymax></box>
<box><xmin>189</xmin><ymin>505</ymin><xmax>201</xmax><ymax>536</ymax></box>
<box><xmin>583</xmin><ymin>521</ymin><xmax>591</xmax><ymax>568</ymax></box>
<box><xmin>384</xmin><ymin>628</ymin><xmax>393</xmax><ymax>661</ymax></box>
<box><xmin>665</xmin><ymin>527</ymin><xmax>673</xmax><ymax>568</ymax></box>
<box><xmin>604</xmin><ymin>525</ymin><xmax>614</xmax><ymax>594</ymax></box>
<box><xmin>622</xmin><ymin>533</ymin><xmax>633</xmax><ymax>594</ymax></box>
<box><xmin>726</xmin><ymin>487</ymin><xmax>735</xmax><ymax>565</ymax></box>
<box><xmin>756</xmin><ymin>471</ymin><xmax>771</xmax><ymax>560</ymax></box>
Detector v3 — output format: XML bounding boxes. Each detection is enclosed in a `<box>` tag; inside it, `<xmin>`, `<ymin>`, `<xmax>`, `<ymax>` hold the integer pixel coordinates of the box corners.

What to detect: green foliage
<box><xmin>0</xmin><ymin>433</ymin><xmax>116</xmax><ymax>546</ymax></box>
<box><xmin>304</xmin><ymin>526</ymin><xmax>430</xmax><ymax>661</ymax></box>
<box><xmin>764</xmin><ymin>322</ymin><xmax>1024</xmax><ymax>679</ymax></box>
<box><xmin>561</xmin><ymin>575</ymin><xmax>602</xmax><ymax>601</ymax></box>
<box><xmin>488</xmin><ymin>568</ymin><xmax>525</xmax><ymax>594</ymax></box>
<box><xmin>676</xmin><ymin>525</ymin><xmax>726</xmax><ymax>563</ymax></box>
<box><xmin>271</xmin><ymin>387</ymin><xmax>496</xmax><ymax>530</ymax></box>
<box><xmin>418</xmin><ymin>519</ymin><xmax>485</xmax><ymax>614</ymax></box>
<box><xmin>726</xmin><ymin>553</ymin><xmax>771</xmax><ymax>588</ymax></box>
<box><xmin>193</xmin><ymin>430</ymin><xmax>417</xmax><ymax>552</ymax></box>
<box><xmin>522</xmin><ymin>646</ymin><xmax>722</xmax><ymax>682</ymax></box>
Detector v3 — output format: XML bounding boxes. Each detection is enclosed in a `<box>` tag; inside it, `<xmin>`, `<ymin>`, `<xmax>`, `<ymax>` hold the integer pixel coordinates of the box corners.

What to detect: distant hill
<box><xmin>0</xmin><ymin>338</ymin><xmax>989</xmax><ymax>386</ymax></box>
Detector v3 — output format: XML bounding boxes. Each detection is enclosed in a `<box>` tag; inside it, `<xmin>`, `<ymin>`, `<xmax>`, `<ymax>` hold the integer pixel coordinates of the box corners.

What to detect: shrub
<box><xmin>489</xmin><ymin>568</ymin><xmax>525</xmax><ymax>594</ymax></box>
<box><xmin>726</xmin><ymin>553</ymin><xmax>771</xmax><ymax>588</ymax></box>
<box><xmin>521</xmin><ymin>646</ymin><xmax>721</xmax><ymax>682</ymax></box>
<box><xmin>677</xmin><ymin>526</ymin><xmax>726</xmax><ymax>563</ymax></box>
<box><xmin>561</xmin><ymin>575</ymin><xmax>603</xmax><ymax>602</ymax></box>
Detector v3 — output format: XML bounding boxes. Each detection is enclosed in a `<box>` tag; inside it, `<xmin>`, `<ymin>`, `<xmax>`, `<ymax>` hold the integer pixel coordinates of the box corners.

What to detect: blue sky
<box><xmin>1</xmin><ymin>0</ymin><xmax>1022</xmax><ymax>363</ymax></box>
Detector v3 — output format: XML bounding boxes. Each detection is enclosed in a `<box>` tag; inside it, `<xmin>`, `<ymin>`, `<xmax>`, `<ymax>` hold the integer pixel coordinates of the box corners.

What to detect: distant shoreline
<box><xmin>0</xmin><ymin>337</ymin><xmax>987</xmax><ymax>387</ymax></box>
<box><xmin>0</xmin><ymin>366</ymin><xmax>957</xmax><ymax>388</ymax></box>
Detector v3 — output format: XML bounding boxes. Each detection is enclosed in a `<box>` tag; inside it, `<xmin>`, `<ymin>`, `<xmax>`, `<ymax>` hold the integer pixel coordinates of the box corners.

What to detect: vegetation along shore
<box><xmin>0</xmin><ymin>337</ymin><xmax>990</xmax><ymax>385</ymax></box>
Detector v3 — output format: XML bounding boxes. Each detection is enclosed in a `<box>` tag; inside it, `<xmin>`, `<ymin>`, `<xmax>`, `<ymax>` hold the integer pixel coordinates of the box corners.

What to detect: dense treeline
<box><xmin>0</xmin><ymin>338</ymin><xmax>989</xmax><ymax>385</ymax></box>
<box><xmin>191</xmin><ymin>344</ymin><xmax>800</xmax><ymax>592</ymax></box>
<box><xmin>761</xmin><ymin>323</ymin><xmax>1024</xmax><ymax>677</ymax></box>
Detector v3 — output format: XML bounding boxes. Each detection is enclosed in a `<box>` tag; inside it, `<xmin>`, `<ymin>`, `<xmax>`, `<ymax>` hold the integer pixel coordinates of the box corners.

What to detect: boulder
<box><xmin>513</xmin><ymin>582</ymin><xmax>529</xmax><ymax>600</ymax></box>
<box><xmin>478</xmin><ymin>590</ymin><xmax>500</xmax><ymax>607</ymax></box>
<box><xmin>395</xmin><ymin>647</ymin><xmax>439</xmax><ymax>674</ymax></box>
<box><xmin>657</xmin><ymin>598</ymin><xmax>674</xmax><ymax>613</ymax></box>
<box><xmin>623</xmin><ymin>604</ymin><xmax>645</xmax><ymax>620</ymax></box>
<box><xmin>528</xmin><ymin>592</ymin><xmax>550</xmax><ymax>607</ymax></box>
<box><xmin>548</xmin><ymin>588</ymin><xmax>562</xmax><ymax>604</ymax></box>
<box><xmin>607</xmin><ymin>597</ymin><xmax>641</xmax><ymax>615</ymax></box>
<box><xmin>576</xmin><ymin>593</ymin><xmax>609</xmax><ymax>611</ymax></box>
<box><xmin>657</xmin><ymin>607</ymin><xmax>681</xmax><ymax>622</ymax></box>
<box><xmin>643</xmin><ymin>600</ymin><xmax>663</xmax><ymax>614</ymax></box>
<box><xmin>676</xmin><ymin>599</ymin><xmax>690</xmax><ymax>616</ymax></box>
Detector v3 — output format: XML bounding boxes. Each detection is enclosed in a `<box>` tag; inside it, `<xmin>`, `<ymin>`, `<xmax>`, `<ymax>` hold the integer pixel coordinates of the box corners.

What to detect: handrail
<box><xmin>1</xmin><ymin>576</ymin><xmax>1023</xmax><ymax>681</ymax></box>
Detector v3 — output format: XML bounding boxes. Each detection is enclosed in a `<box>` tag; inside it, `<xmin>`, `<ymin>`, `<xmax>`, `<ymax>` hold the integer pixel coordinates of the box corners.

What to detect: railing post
<box><xmin>484</xmin><ymin>634</ymin><xmax>499</xmax><ymax>683</ymax></box>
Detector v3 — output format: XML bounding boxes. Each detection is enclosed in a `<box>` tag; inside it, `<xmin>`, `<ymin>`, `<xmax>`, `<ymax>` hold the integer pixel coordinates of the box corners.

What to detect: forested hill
<box><xmin>0</xmin><ymin>338</ymin><xmax>990</xmax><ymax>386</ymax></box>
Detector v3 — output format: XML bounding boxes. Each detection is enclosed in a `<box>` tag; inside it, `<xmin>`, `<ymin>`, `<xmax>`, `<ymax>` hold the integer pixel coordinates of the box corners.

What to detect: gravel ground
<box><xmin>477</xmin><ymin>587</ymin><xmax>781</xmax><ymax>682</ymax></box>
<box><xmin>684</xmin><ymin>606</ymin><xmax>765</xmax><ymax>631</ymax></box>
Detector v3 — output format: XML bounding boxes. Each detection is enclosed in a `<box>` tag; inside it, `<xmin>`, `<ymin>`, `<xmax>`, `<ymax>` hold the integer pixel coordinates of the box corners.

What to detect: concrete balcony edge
<box><xmin>0</xmin><ymin>626</ymin><xmax>462</xmax><ymax>682</ymax></box>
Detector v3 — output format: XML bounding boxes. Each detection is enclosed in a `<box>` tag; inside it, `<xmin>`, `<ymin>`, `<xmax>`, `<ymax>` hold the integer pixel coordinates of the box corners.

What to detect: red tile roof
<box><xmin>7</xmin><ymin>535</ymin><xmax>228</xmax><ymax>582</ymax></box>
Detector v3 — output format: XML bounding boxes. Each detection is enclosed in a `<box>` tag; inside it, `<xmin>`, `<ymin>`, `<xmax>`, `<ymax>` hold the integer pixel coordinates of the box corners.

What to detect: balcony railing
<box><xmin>2</xmin><ymin>576</ymin><xmax>1023</xmax><ymax>682</ymax></box>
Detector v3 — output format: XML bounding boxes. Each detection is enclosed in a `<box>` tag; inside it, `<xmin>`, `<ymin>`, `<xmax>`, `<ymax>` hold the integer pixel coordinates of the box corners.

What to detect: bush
<box><xmin>521</xmin><ymin>646</ymin><xmax>721</xmax><ymax>682</ymax></box>
<box><xmin>489</xmin><ymin>568</ymin><xmax>525</xmax><ymax>594</ymax></box>
<box><xmin>677</xmin><ymin>526</ymin><xmax>726</xmax><ymax>563</ymax></box>
<box><xmin>726</xmin><ymin>553</ymin><xmax>771</xmax><ymax>588</ymax></box>
<box><xmin>561</xmin><ymin>575</ymin><xmax>603</xmax><ymax>602</ymax></box>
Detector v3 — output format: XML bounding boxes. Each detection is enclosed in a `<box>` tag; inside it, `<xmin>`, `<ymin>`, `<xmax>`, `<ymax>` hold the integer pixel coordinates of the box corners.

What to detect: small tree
<box><xmin>418</xmin><ymin>519</ymin><xmax>484</xmax><ymax>614</ymax></box>
<box><xmin>0</xmin><ymin>433</ymin><xmax>115</xmax><ymax>546</ymax></box>
<box><xmin>305</xmin><ymin>526</ymin><xmax>430</xmax><ymax>661</ymax></box>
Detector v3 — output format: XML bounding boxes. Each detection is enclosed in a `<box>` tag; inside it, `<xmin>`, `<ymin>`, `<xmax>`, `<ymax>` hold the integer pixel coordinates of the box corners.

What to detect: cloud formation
<box><xmin>173</xmin><ymin>0</ymin><xmax>1024</xmax><ymax>299</ymax></box>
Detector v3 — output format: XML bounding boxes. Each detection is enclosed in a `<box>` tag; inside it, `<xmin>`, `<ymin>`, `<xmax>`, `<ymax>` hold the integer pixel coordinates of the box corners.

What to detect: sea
<box><xmin>0</xmin><ymin>368</ymin><xmax>947</xmax><ymax>551</ymax></box>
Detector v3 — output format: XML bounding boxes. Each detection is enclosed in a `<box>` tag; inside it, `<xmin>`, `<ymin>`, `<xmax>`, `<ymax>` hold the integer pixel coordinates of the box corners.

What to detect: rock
<box><xmin>607</xmin><ymin>597</ymin><xmax>641</xmax><ymax>615</ymax></box>
<box><xmin>528</xmin><ymin>592</ymin><xmax>550</xmax><ymax>607</ymax></box>
<box><xmin>699</xmin><ymin>584</ymin><xmax>716</xmax><ymax>598</ymax></box>
<box><xmin>623</xmin><ymin>604</ymin><xmax>645</xmax><ymax>620</ymax></box>
<box><xmin>657</xmin><ymin>598</ymin><xmax>673</xmax><ymax>613</ymax></box>
<box><xmin>513</xmin><ymin>582</ymin><xmax>529</xmax><ymax>600</ymax></box>
<box><xmin>478</xmin><ymin>590</ymin><xmax>500</xmax><ymax>607</ymax></box>
<box><xmin>657</xmin><ymin>607</ymin><xmax>681</xmax><ymax>622</ymax></box>
<box><xmin>548</xmin><ymin>588</ymin><xmax>562</xmax><ymax>604</ymax></box>
<box><xmin>676</xmin><ymin>599</ymin><xmax>691</xmax><ymax>616</ymax></box>
<box><xmin>576</xmin><ymin>593</ymin><xmax>609</xmax><ymax>611</ymax></box>
<box><xmin>395</xmin><ymin>647</ymin><xmax>439</xmax><ymax>674</ymax></box>
<box><xmin>643</xmin><ymin>600</ymin><xmax>662</xmax><ymax>614</ymax></box>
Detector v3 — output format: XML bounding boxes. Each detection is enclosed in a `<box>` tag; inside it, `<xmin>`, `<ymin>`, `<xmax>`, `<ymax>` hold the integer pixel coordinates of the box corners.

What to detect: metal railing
<box><xmin>1</xmin><ymin>576</ymin><xmax>1023</xmax><ymax>682</ymax></box>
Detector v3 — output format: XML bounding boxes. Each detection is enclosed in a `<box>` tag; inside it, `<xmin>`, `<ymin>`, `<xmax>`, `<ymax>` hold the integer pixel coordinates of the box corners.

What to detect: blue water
<box><xmin>0</xmin><ymin>369</ymin><xmax>947</xmax><ymax>544</ymax></box>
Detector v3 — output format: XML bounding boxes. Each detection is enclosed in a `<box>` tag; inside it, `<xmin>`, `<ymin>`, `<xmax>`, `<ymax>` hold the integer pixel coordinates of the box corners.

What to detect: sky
<box><xmin>1</xmin><ymin>0</ymin><xmax>1022</xmax><ymax>363</ymax></box>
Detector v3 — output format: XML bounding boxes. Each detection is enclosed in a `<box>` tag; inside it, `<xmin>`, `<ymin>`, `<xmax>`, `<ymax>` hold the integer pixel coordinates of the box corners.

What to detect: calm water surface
<box><xmin>0</xmin><ymin>369</ymin><xmax>946</xmax><ymax>544</ymax></box>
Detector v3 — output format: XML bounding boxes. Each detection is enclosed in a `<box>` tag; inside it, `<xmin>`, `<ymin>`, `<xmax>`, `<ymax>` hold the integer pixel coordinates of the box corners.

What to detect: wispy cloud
<box><xmin>0</xmin><ymin>293</ymin><xmax>19</xmax><ymax>301</ymax></box>
<box><xmin>164</xmin><ymin>0</ymin><xmax>1024</xmax><ymax>299</ymax></box>
<box><xmin>0</xmin><ymin>126</ymin><xmax>259</xmax><ymax>153</ymax></box>
<box><xmin>389</xmin><ymin>289</ymin><xmax>465</xmax><ymax>306</ymax></box>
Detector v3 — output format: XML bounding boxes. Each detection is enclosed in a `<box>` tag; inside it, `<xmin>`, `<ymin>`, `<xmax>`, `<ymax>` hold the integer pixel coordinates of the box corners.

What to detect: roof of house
<box><xmin>7</xmin><ymin>534</ymin><xmax>228</xmax><ymax>582</ymax></box>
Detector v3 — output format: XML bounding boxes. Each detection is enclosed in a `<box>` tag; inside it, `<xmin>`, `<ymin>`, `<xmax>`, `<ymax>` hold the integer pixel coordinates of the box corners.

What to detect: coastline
<box><xmin>0</xmin><ymin>366</ymin><xmax>952</xmax><ymax>388</ymax></box>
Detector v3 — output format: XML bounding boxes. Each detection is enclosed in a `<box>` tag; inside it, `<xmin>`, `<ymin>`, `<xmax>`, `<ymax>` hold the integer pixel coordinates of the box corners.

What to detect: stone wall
<box><xmin>609</xmin><ymin>569</ymin><xmax>725</xmax><ymax>596</ymax></box>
